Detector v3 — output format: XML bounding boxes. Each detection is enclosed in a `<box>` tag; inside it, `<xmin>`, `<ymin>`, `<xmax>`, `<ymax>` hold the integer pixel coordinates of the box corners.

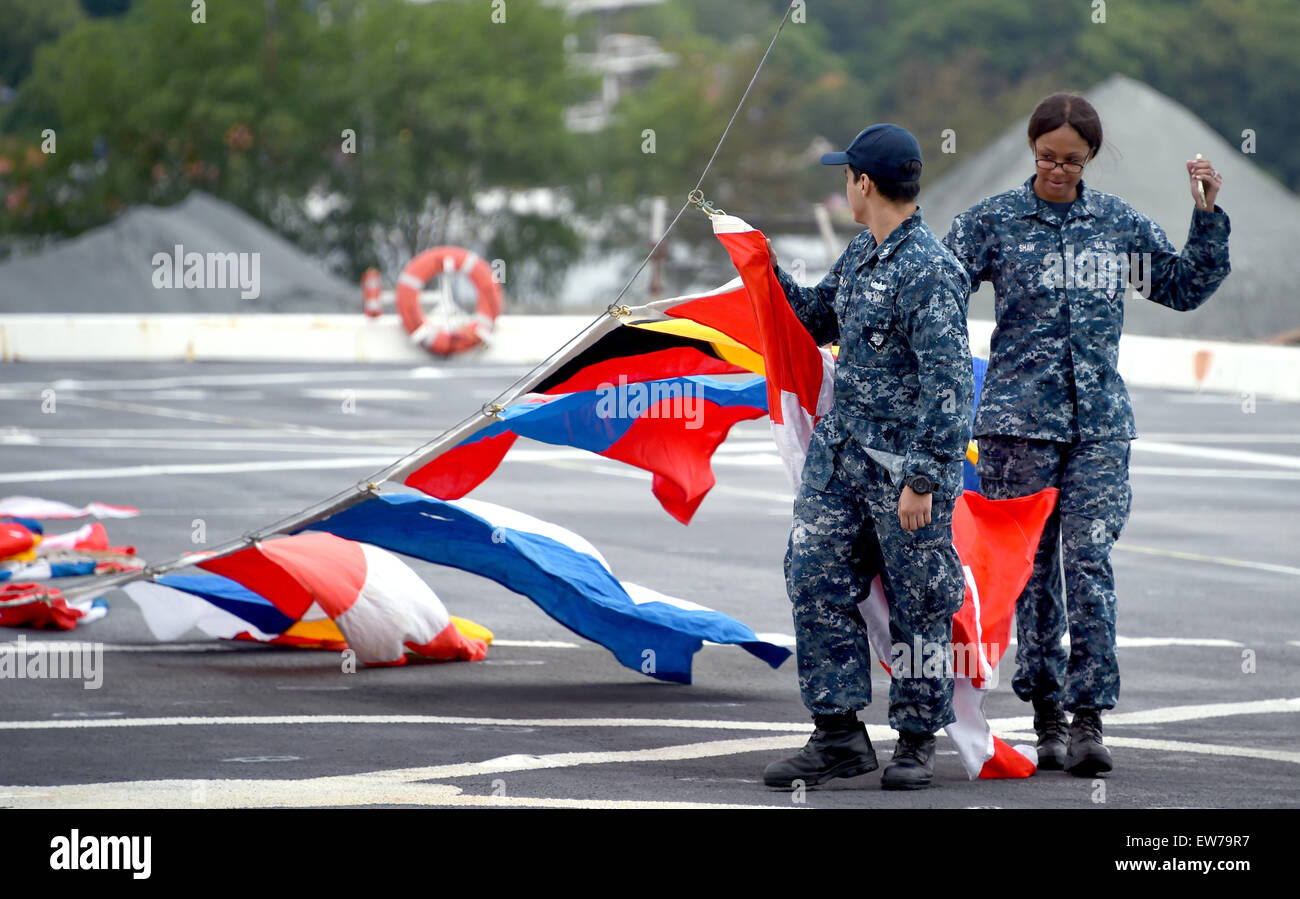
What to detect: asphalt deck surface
<box><xmin>0</xmin><ymin>360</ymin><xmax>1297</xmax><ymax>810</ymax></box>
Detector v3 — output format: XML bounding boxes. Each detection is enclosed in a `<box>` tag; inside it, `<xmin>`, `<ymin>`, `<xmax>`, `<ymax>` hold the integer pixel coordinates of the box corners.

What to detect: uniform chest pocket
<box><xmin>1009</xmin><ymin>255</ymin><xmax>1049</xmax><ymax>290</ymax></box>
<box><xmin>997</xmin><ymin>238</ymin><xmax>1059</xmax><ymax>320</ymax></box>
<box><xmin>1076</xmin><ymin>239</ymin><xmax>1126</xmax><ymax>295</ymax></box>
<box><xmin>841</xmin><ymin>303</ymin><xmax>901</xmax><ymax>366</ymax></box>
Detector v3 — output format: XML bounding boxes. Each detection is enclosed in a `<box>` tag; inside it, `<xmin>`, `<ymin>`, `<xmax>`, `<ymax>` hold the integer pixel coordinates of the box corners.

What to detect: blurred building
<box><xmin>547</xmin><ymin>0</ymin><xmax>676</xmax><ymax>132</ymax></box>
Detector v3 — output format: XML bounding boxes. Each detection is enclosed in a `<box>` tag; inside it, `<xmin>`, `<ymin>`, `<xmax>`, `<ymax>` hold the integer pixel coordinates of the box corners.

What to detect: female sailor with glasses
<box><xmin>942</xmin><ymin>92</ymin><xmax>1231</xmax><ymax>776</ymax></box>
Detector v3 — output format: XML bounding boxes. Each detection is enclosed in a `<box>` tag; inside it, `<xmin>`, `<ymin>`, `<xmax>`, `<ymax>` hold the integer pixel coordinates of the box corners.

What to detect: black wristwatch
<box><xmin>904</xmin><ymin>474</ymin><xmax>934</xmax><ymax>495</ymax></box>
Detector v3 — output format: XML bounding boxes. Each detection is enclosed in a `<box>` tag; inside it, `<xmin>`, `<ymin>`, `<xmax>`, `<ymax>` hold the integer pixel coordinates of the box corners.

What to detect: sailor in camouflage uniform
<box><xmin>761</xmin><ymin>124</ymin><xmax>973</xmax><ymax>791</ymax></box>
<box><xmin>943</xmin><ymin>93</ymin><xmax>1230</xmax><ymax>776</ymax></box>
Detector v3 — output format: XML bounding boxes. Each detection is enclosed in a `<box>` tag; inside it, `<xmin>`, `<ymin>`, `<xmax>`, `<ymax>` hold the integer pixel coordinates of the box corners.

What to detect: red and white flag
<box><xmin>197</xmin><ymin>532</ymin><xmax>487</xmax><ymax>666</ymax></box>
<box><xmin>713</xmin><ymin>214</ymin><xmax>1057</xmax><ymax>779</ymax></box>
<box><xmin>707</xmin><ymin>216</ymin><xmax>836</xmax><ymax>488</ymax></box>
<box><xmin>858</xmin><ymin>490</ymin><xmax>1057</xmax><ymax>779</ymax></box>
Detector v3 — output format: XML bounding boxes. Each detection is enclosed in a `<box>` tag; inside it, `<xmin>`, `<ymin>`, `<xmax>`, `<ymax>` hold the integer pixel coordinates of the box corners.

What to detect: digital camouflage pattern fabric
<box><xmin>785</xmin><ymin>433</ymin><xmax>967</xmax><ymax>732</ymax></box>
<box><xmin>775</xmin><ymin>209</ymin><xmax>973</xmax><ymax>733</ymax></box>
<box><xmin>976</xmin><ymin>436</ymin><xmax>1131</xmax><ymax>711</ymax></box>
<box><xmin>945</xmin><ymin>174</ymin><xmax>1230</xmax><ymax>715</ymax></box>
<box><xmin>944</xmin><ymin>176</ymin><xmax>1231</xmax><ymax>442</ymax></box>
<box><xmin>775</xmin><ymin>208</ymin><xmax>974</xmax><ymax>498</ymax></box>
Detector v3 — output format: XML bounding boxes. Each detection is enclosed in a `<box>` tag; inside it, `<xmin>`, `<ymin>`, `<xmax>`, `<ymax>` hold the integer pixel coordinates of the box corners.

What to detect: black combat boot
<box><xmin>763</xmin><ymin>716</ymin><xmax>878</xmax><ymax>788</ymax></box>
<box><xmin>1065</xmin><ymin>708</ymin><xmax>1113</xmax><ymax>776</ymax></box>
<box><xmin>1032</xmin><ymin>697</ymin><xmax>1069</xmax><ymax>771</ymax></box>
<box><xmin>880</xmin><ymin>731</ymin><xmax>937</xmax><ymax>790</ymax></box>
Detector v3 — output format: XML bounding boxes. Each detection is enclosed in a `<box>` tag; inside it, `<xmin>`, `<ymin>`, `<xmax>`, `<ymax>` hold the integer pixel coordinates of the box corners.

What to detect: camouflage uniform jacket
<box><xmin>944</xmin><ymin>176</ymin><xmax>1231</xmax><ymax>441</ymax></box>
<box><xmin>774</xmin><ymin>208</ymin><xmax>974</xmax><ymax>498</ymax></box>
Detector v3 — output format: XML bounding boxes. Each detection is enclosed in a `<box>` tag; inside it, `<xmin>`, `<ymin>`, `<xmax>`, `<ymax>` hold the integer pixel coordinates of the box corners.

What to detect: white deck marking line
<box><xmin>752</xmin><ymin>633</ymin><xmax>798</xmax><ymax>647</ymax></box>
<box><xmin>4</xmin><ymin>697</ymin><xmax>1294</xmax><ymax>734</ymax></box>
<box><xmin>299</xmin><ymin>389</ymin><xmax>437</xmax><ymax>401</ymax></box>
<box><xmin>50</xmin><ymin>393</ymin><xmax>387</xmax><ymax>434</ymax></box>
<box><xmin>0</xmin><ymin>639</ymin><xmax>579</xmax><ymax>652</ymax></box>
<box><xmin>1163</xmin><ymin>392</ymin><xmax>1298</xmax><ymax>404</ymax></box>
<box><xmin>0</xmin><ymin>438</ymin><xmax>421</xmax><ymax>454</ymax></box>
<box><xmin>490</xmin><ymin>640</ymin><xmax>580</xmax><ymax>648</ymax></box>
<box><xmin>713</xmin><ymin>454</ymin><xmax>784</xmax><ymax>467</ymax></box>
<box><xmin>0</xmin><ymin>366</ymin><xmax>529</xmax><ymax>393</ymax></box>
<box><xmin>985</xmin><ymin>697</ymin><xmax>1300</xmax><ymax>732</ymax></box>
<box><xmin>531</xmin><ymin>458</ymin><xmax>653</xmax><ymax>480</ymax></box>
<box><xmin>973</xmin><ymin>636</ymin><xmax>1249</xmax><ymax>649</ymax></box>
<box><xmin>7</xmin><ymin>709</ymin><xmax>1300</xmax><ymax>807</ymax></box>
<box><xmin>1116</xmin><ymin>543</ymin><xmax>1300</xmax><ymax>578</ymax></box>
<box><xmin>1103</xmin><ymin>697</ymin><xmax>1300</xmax><ymax>725</ymax></box>
<box><xmin>387</xmin><ymin>795</ymin><xmax>782</xmax><ymax>810</ymax></box>
<box><xmin>0</xmin><ymin>736</ymin><xmax>803</xmax><ymax>809</ymax></box>
<box><xmin>1129</xmin><ymin>466</ymin><xmax>1300</xmax><ymax>479</ymax></box>
<box><xmin>0</xmin><ymin>456</ymin><xmax>396</xmax><ymax>483</ymax></box>
<box><xmin>320</xmin><ymin>736</ymin><xmax>809</xmax><ymax>786</ymax></box>
<box><xmin>712</xmin><ymin>441</ymin><xmax>784</xmax><ymax>454</ymax></box>
<box><xmin>0</xmin><ymin>635</ymin><xmax>1233</xmax><ymax>653</ymax></box>
<box><xmin>0</xmin><ymin>642</ymin><xmax>251</xmax><ymax>653</ymax></box>
<box><xmin>0</xmin><ymin>715</ymin><xmax>812</xmax><ymax>733</ymax></box>
<box><xmin>994</xmin><ymin>733</ymin><xmax>1300</xmax><ymax>766</ymax></box>
<box><xmin>89</xmin><ymin>508</ymin><xmax>304</xmax><ymax>515</ymax></box>
<box><xmin>1134</xmin><ymin>440</ymin><xmax>1300</xmax><ymax>469</ymax></box>
<box><xmin>8</xmin><ymin>428</ymin><xmax>446</xmax><ymax>438</ymax></box>
<box><xmin>1139</xmin><ymin>434</ymin><xmax>1300</xmax><ymax>444</ymax></box>
<box><xmin>1</xmin><ymin>787</ymin><xmax>780</xmax><ymax>810</ymax></box>
<box><xmin>1115</xmin><ymin>636</ymin><xmax>1244</xmax><ymax>648</ymax></box>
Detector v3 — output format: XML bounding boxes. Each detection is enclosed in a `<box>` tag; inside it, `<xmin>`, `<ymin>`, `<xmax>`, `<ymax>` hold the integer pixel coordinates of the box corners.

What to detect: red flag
<box><xmin>0</xmin><ymin>522</ymin><xmax>37</xmax><ymax>559</ymax></box>
<box><xmin>953</xmin><ymin>489</ymin><xmax>1059</xmax><ymax>778</ymax></box>
<box><xmin>673</xmin><ymin>216</ymin><xmax>835</xmax><ymax>487</ymax></box>
<box><xmin>0</xmin><ymin>583</ymin><xmax>86</xmax><ymax>630</ymax></box>
<box><xmin>402</xmin><ymin>376</ymin><xmax>768</xmax><ymax>525</ymax></box>
<box><xmin>709</xmin><ymin>212</ymin><xmax>1060</xmax><ymax>778</ymax></box>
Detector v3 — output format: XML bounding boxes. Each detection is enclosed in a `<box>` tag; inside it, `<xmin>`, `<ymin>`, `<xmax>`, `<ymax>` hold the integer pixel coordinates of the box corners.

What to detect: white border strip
<box><xmin>3</xmin><ymin>315</ymin><xmax>1297</xmax><ymax>401</ymax></box>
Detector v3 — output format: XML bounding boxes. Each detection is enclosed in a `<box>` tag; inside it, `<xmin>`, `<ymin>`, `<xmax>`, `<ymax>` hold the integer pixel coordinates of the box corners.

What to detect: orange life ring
<box><xmin>396</xmin><ymin>247</ymin><xmax>503</xmax><ymax>356</ymax></box>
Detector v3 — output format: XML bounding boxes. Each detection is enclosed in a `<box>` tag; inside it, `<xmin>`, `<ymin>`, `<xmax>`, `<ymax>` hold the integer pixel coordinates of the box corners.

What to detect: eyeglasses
<box><xmin>1035</xmin><ymin>155</ymin><xmax>1085</xmax><ymax>174</ymax></box>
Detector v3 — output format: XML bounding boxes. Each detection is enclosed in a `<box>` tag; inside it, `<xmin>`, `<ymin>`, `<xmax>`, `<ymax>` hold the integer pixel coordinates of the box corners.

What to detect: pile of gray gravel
<box><xmin>920</xmin><ymin>74</ymin><xmax>1300</xmax><ymax>342</ymax></box>
<box><xmin>0</xmin><ymin>191</ymin><xmax>355</xmax><ymax>314</ymax></box>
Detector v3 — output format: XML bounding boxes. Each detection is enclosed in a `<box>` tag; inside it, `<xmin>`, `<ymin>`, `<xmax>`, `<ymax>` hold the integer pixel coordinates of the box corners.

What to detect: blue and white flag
<box><xmin>308</xmin><ymin>492</ymin><xmax>791</xmax><ymax>684</ymax></box>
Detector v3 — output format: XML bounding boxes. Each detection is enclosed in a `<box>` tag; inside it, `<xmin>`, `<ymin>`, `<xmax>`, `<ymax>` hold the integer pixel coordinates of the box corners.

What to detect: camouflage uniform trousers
<box><xmin>784</xmin><ymin>437</ymin><xmax>966</xmax><ymax>734</ymax></box>
<box><xmin>976</xmin><ymin>436</ymin><xmax>1132</xmax><ymax>711</ymax></box>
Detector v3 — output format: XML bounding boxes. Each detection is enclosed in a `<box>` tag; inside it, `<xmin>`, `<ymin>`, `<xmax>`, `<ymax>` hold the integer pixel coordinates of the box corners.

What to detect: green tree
<box><xmin>0</xmin><ymin>0</ymin><xmax>82</xmax><ymax>90</ymax></box>
<box><xmin>635</xmin><ymin>0</ymin><xmax>1300</xmax><ymax>191</ymax></box>
<box><xmin>1078</xmin><ymin>0</ymin><xmax>1300</xmax><ymax>189</ymax></box>
<box><xmin>314</xmin><ymin>0</ymin><xmax>590</xmax><ymax>295</ymax></box>
<box><xmin>2</xmin><ymin>0</ymin><xmax>590</xmax><ymax>301</ymax></box>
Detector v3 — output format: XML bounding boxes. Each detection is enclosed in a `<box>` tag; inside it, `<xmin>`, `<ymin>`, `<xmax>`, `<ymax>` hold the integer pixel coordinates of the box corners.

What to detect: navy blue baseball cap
<box><xmin>821</xmin><ymin>123</ymin><xmax>922</xmax><ymax>182</ymax></box>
